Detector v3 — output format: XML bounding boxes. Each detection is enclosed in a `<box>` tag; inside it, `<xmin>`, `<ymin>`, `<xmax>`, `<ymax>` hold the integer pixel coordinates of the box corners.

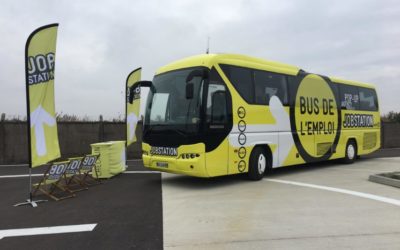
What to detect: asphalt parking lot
<box><xmin>1</xmin><ymin>150</ymin><xmax>400</xmax><ymax>250</ymax></box>
<box><xmin>0</xmin><ymin>161</ymin><xmax>162</xmax><ymax>250</ymax></box>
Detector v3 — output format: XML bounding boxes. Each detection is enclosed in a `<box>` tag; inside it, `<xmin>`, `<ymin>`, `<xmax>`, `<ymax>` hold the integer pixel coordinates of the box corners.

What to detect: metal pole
<box><xmin>13</xmin><ymin>25</ymin><xmax>53</xmax><ymax>207</ymax></box>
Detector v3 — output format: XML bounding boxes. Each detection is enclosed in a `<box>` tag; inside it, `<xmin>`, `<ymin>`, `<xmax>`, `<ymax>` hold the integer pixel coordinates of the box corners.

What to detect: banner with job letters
<box><xmin>26</xmin><ymin>24</ymin><xmax>61</xmax><ymax>167</ymax></box>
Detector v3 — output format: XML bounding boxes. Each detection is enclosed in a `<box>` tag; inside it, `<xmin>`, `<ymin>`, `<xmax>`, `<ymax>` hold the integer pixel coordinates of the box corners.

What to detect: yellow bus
<box><xmin>141</xmin><ymin>54</ymin><xmax>380</xmax><ymax>180</ymax></box>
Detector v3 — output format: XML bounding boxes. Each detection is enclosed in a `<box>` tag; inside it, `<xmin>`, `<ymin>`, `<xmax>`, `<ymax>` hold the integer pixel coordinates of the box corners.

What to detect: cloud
<box><xmin>0</xmin><ymin>0</ymin><xmax>399</xmax><ymax>119</ymax></box>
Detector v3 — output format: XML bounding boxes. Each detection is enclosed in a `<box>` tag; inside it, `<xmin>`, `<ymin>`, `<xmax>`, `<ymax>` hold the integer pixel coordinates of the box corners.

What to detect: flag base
<box><xmin>14</xmin><ymin>166</ymin><xmax>48</xmax><ymax>208</ymax></box>
<box><xmin>14</xmin><ymin>198</ymin><xmax>47</xmax><ymax>208</ymax></box>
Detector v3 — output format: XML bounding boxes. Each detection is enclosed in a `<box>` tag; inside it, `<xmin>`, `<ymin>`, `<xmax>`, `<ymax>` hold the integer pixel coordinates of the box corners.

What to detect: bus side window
<box><xmin>220</xmin><ymin>64</ymin><xmax>254</xmax><ymax>103</ymax></box>
<box><xmin>254</xmin><ymin>70</ymin><xmax>288</xmax><ymax>105</ymax></box>
<box><xmin>329</xmin><ymin>82</ymin><xmax>340</xmax><ymax>107</ymax></box>
<box><xmin>211</xmin><ymin>90</ymin><xmax>227</xmax><ymax>124</ymax></box>
<box><xmin>339</xmin><ymin>84</ymin><xmax>360</xmax><ymax>110</ymax></box>
<box><xmin>359</xmin><ymin>87</ymin><xmax>378</xmax><ymax>111</ymax></box>
<box><xmin>287</xmin><ymin>76</ymin><xmax>298</xmax><ymax>108</ymax></box>
<box><xmin>207</xmin><ymin>83</ymin><xmax>227</xmax><ymax>124</ymax></box>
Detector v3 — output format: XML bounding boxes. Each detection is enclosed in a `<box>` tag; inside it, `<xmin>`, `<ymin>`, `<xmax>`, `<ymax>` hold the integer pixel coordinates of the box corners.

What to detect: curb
<box><xmin>369</xmin><ymin>172</ymin><xmax>400</xmax><ymax>188</ymax></box>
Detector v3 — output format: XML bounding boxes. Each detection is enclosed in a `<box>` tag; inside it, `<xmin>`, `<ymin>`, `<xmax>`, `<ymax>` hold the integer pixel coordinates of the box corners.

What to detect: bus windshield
<box><xmin>145</xmin><ymin>68</ymin><xmax>205</xmax><ymax>134</ymax></box>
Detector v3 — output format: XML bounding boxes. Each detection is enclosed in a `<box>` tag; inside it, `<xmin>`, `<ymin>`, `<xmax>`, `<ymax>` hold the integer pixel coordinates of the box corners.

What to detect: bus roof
<box><xmin>330</xmin><ymin>76</ymin><xmax>375</xmax><ymax>89</ymax></box>
<box><xmin>155</xmin><ymin>53</ymin><xmax>375</xmax><ymax>89</ymax></box>
<box><xmin>155</xmin><ymin>54</ymin><xmax>300</xmax><ymax>75</ymax></box>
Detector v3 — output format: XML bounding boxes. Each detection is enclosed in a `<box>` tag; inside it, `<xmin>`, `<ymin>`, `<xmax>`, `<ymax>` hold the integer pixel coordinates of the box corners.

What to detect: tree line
<box><xmin>381</xmin><ymin>111</ymin><xmax>400</xmax><ymax>123</ymax></box>
<box><xmin>2</xmin><ymin>112</ymin><xmax>400</xmax><ymax>123</ymax></box>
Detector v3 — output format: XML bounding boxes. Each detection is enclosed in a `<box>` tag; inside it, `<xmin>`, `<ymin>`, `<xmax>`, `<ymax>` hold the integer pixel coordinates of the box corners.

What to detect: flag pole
<box><xmin>125</xmin><ymin>67</ymin><xmax>142</xmax><ymax>169</ymax></box>
<box><xmin>13</xmin><ymin>24</ymin><xmax>57</xmax><ymax>207</ymax></box>
<box><xmin>125</xmin><ymin>71</ymin><xmax>128</xmax><ymax>169</ymax></box>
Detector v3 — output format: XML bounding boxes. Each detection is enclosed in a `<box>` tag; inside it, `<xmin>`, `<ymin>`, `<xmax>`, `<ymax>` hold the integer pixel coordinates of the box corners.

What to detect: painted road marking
<box><xmin>124</xmin><ymin>171</ymin><xmax>158</xmax><ymax>174</ymax></box>
<box><xmin>0</xmin><ymin>223</ymin><xmax>97</xmax><ymax>240</ymax></box>
<box><xmin>0</xmin><ymin>159</ymin><xmax>141</xmax><ymax>167</ymax></box>
<box><xmin>0</xmin><ymin>171</ymin><xmax>157</xmax><ymax>178</ymax></box>
<box><xmin>0</xmin><ymin>174</ymin><xmax>43</xmax><ymax>178</ymax></box>
<box><xmin>265</xmin><ymin>178</ymin><xmax>400</xmax><ymax>207</ymax></box>
<box><xmin>0</xmin><ymin>164</ymin><xmax>28</xmax><ymax>167</ymax></box>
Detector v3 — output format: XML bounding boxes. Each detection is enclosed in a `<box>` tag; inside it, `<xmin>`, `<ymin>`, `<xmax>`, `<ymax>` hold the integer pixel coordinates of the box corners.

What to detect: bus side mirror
<box><xmin>138</xmin><ymin>81</ymin><xmax>152</xmax><ymax>88</ymax></box>
<box><xmin>128</xmin><ymin>81</ymin><xmax>153</xmax><ymax>104</ymax></box>
<box><xmin>186</xmin><ymin>82</ymin><xmax>194</xmax><ymax>99</ymax></box>
<box><xmin>186</xmin><ymin>69</ymin><xmax>206</xmax><ymax>83</ymax></box>
<box><xmin>185</xmin><ymin>69</ymin><xmax>208</xmax><ymax>100</ymax></box>
<box><xmin>128</xmin><ymin>85</ymin><xmax>136</xmax><ymax>104</ymax></box>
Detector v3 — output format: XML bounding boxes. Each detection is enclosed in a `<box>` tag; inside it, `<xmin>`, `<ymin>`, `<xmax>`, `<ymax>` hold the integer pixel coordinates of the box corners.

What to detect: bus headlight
<box><xmin>181</xmin><ymin>153</ymin><xmax>200</xmax><ymax>159</ymax></box>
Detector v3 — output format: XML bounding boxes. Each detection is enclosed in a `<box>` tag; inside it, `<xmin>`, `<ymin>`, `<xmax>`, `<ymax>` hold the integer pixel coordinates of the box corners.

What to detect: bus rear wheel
<box><xmin>248</xmin><ymin>147</ymin><xmax>268</xmax><ymax>181</ymax></box>
<box><xmin>343</xmin><ymin>140</ymin><xmax>357</xmax><ymax>164</ymax></box>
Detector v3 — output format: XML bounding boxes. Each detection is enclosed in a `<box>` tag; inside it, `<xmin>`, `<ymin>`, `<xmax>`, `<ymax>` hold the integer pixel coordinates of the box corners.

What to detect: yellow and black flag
<box><xmin>126</xmin><ymin>68</ymin><xmax>142</xmax><ymax>146</ymax></box>
<box><xmin>25</xmin><ymin>24</ymin><xmax>60</xmax><ymax>167</ymax></box>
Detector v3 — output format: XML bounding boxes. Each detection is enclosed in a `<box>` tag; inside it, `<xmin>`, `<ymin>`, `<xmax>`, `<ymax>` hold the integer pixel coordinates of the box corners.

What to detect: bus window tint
<box><xmin>146</xmin><ymin>68</ymin><xmax>204</xmax><ymax>127</ymax></box>
<box><xmin>287</xmin><ymin>76</ymin><xmax>298</xmax><ymax>107</ymax></box>
<box><xmin>359</xmin><ymin>87</ymin><xmax>378</xmax><ymax>111</ymax></box>
<box><xmin>207</xmin><ymin>68</ymin><xmax>228</xmax><ymax>124</ymax></box>
<box><xmin>220</xmin><ymin>65</ymin><xmax>254</xmax><ymax>103</ymax></box>
<box><xmin>254</xmin><ymin>71</ymin><xmax>288</xmax><ymax>105</ymax></box>
<box><xmin>207</xmin><ymin>83</ymin><xmax>227</xmax><ymax>124</ymax></box>
<box><xmin>339</xmin><ymin>84</ymin><xmax>359</xmax><ymax>110</ymax></box>
<box><xmin>150</xmin><ymin>93</ymin><xmax>169</xmax><ymax>122</ymax></box>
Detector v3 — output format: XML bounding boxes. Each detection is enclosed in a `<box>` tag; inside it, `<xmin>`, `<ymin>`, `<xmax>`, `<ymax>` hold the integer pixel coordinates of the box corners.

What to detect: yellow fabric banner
<box><xmin>26</xmin><ymin>24</ymin><xmax>60</xmax><ymax>168</ymax></box>
<box><xmin>126</xmin><ymin>68</ymin><xmax>141</xmax><ymax>146</ymax></box>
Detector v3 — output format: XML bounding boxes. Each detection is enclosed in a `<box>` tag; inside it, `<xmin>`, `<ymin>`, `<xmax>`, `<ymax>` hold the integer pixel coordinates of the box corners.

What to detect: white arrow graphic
<box><xmin>127</xmin><ymin>112</ymin><xmax>138</xmax><ymax>141</ymax></box>
<box><xmin>267</xmin><ymin>96</ymin><xmax>295</xmax><ymax>166</ymax></box>
<box><xmin>30</xmin><ymin>105</ymin><xmax>56</xmax><ymax>156</ymax></box>
<box><xmin>229</xmin><ymin>96</ymin><xmax>295</xmax><ymax>167</ymax></box>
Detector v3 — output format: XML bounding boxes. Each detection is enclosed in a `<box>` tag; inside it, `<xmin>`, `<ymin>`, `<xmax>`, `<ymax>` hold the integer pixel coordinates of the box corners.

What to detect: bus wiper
<box><xmin>144</xmin><ymin>125</ymin><xmax>187</xmax><ymax>138</ymax></box>
<box><xmin>166</xmin><ymin>128</ymin><xmax>187</xmax><ymax>137</ymax></box>
<box><xmin>143</xmin><ymin>124</ymin><xmax>158</xmax><ymax>136</ymax></box>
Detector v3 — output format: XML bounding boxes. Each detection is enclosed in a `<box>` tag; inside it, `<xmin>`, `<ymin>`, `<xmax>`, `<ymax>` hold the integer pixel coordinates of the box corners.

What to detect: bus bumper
<box><xmin>142</xmin><ymin>143</ymin><xmax>209</xmax><ymax>177</ymax></box>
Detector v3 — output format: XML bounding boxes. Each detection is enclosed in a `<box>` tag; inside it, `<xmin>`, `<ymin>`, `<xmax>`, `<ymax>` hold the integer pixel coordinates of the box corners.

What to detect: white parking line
<box><xmin>124</xmin><ymin>171</ymin><xmax>159</xmax><ymax>174</ymax></box>
<box><xmin>0</xmin><ymin>159</ymin><xmax>142</xmax><ymax>167</ymax></box>
<box><xmin>0</xmin><ymin>171</ymin><xmax>157</xmax><ymax>178</ymax></box>
<box><xmin>0</xmin><ymin>164</ymin><xmax>28</xmax><ymax>167</ymax></box>
<box><xmin>0</xmin><ymin>174</ymin><xmax>43</xmax><ymax>178</ymax></box>
<box><xmin>0</xmin><ymin>223</ymin><xmax>97</xmax><ymax>240</ymax></box>
<box><xmin>265</xmin><ymin>178</ymin><xmax>400</xmax><ymax>207</ymax></box>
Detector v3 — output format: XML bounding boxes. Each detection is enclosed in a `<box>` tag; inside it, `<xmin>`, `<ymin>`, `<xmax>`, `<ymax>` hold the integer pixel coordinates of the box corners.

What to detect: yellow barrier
<box><xmin>91</xmin><ymin>141</ymin><xmax>127</xmax><ymax>178</ymax></box>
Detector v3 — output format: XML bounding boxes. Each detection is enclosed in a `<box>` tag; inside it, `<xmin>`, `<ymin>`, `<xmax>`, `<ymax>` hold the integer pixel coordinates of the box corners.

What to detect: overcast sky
<box><xmin>1</xmin><ymin>0</ymin><xmax>399</xmax><ymax>119</ymax></box>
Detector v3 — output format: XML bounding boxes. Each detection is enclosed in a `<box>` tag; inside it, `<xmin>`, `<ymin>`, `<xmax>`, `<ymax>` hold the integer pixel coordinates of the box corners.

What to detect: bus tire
<box><xmin>343</xmin><ymin>140</ymin><xmax>357</xmax><ymax>164</ymax></box>
<box><xmin>248</xmin><ymin>147</ymin><xmax>268</xmax><ymax>181</ymax></box>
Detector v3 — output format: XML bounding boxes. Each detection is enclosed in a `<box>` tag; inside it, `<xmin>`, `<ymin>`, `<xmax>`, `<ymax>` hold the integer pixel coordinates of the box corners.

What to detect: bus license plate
<box><xmin>156</xmin><ymin>162</ymin><xmax>168</xmax><ymax>168</ymax></box>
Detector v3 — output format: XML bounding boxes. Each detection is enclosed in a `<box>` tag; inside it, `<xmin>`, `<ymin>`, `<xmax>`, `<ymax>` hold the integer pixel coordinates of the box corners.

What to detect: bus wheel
<box><xmin>343</xmin><ymin>140</ymin><xmax>357</xmax><ymax>164</ymax></box>
<box><xmin>248</xmin><ymin>147</ymin><xmax>268</xmax><ymax>181</ymax></box>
